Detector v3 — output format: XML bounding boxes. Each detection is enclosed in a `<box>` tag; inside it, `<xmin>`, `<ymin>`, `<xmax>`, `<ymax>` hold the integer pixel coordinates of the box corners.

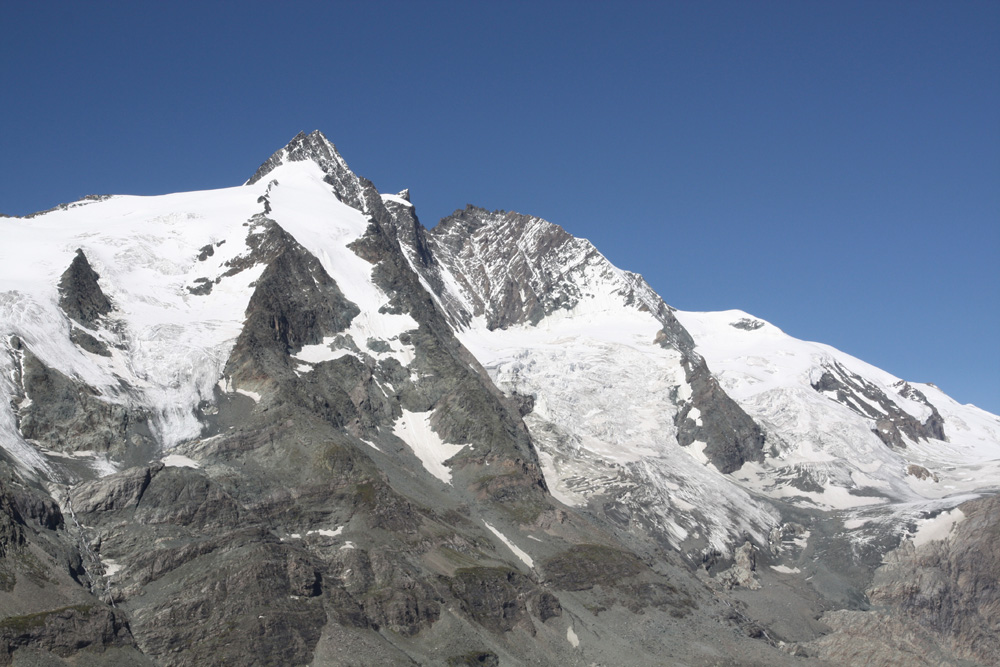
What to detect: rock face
<box><xmin>58</xmin><ymin>249</ymin><xmax>112</xmax><ymax>328</ymax></box>
<box><xmin>12</xmin><ymin>349</ymin><xmax>151</xmax><ymax>456</ymax></box>
<box><xmin>803</xmin><ymin>494</ymin><xmax>1000</xmax><ymax>665</ymax></box>
<box><xmin>811</xmin><ymin>360</ymin><xmax>946</xmax><ymax>449</ymax></box>
<box><xmin>0</xmin><ymin>130</ymin><xmax>998</xmax><ymax>665</ymax></box>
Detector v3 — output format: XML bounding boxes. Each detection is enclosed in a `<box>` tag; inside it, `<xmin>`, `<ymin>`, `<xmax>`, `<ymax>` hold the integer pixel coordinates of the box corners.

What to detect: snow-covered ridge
<box><xmin>676</xmin><ymin>308</ymin><xmax>1000</xmax><ymax>505</ymax></box>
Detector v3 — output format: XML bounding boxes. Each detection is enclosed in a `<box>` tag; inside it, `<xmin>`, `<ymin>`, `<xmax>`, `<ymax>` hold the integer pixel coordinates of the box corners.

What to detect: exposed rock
<box><xmin>716</xmin><ymin>540</ymin><xmax>761</xmax><ymax>590</ymax></box>
<box><xmin>906</xmin><ymin>464</ymin><xmax>938</xmax><ymax>482</ymax></box>
<box><xmin>0</xmin><ymin>491</ymin><xmax>25</xmax><ymax>560</ymax></box>
<box><xmin>0</xmin><ymin>605</ymin><xmax>136</xmax><ymax>665</ymax></box>
<box><xmin>68</xmin><ymin>327</ymin><xmax>110</xmax><ymax>356</ymax></box>
<box><xmin>543</xmin><ymin>544</ymin><xmax>643</xmax><ymax>592</ymax></box>
<box><xmin>812</xmin><ymin>361</ymin><xmax>947</xmax><ymax>448</ymax></box>
<box><xmin>223</xmin><ymin>219</ymin><xmax>360</xmax><ymax>385</ymax></box>
<box><xmin>675</xmin><ymin>355</ymin><xmax>766</xmax><ymax>473</ymax></box>
<box><xmin>731</xmin><ymin>317</ymin><xmax>765</xmax><ymax>331</ymax></box>
<box><xmin>446</xmin><ymin>651</ymin><xmax>500</xmax><ymax>667</ymax></box>
<box><xmin>14</xmin><ymin>350</ymin><xmax>151</xmax><ymax>456</ymax></box>
<box><xmin>57</xmin><ymin>250</ymin><xmax>112</xmax><ymax>328</ymax></box>
<box><xmin>70</xmin><ymin>464</ymin><xmax>161</xmax><ymax>514</ymax></box>
<box><xmin>448</xmin><ymin>567</ymin><xmax>537</xmax><ymax>634</ymax></box>
<box><xmin>803</xmin><ymin>494</ymin><xmax>1000</xmax><ymax>665</ymax></box>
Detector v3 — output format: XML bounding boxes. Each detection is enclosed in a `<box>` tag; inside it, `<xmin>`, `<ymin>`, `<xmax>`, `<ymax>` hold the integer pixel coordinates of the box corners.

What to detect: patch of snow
<box><xmin>567</xmin><ymin>625</ymin><xmax>580</xmax><ymax>648</ymax></box>
<box><xmin>686</xmin><ymin>440</ymin><xmax>710</xmax><ymax>466</ymax></box>
<box><xmin>102</xmin><ymin>559</ymin><xmax>122</xmax><ymax>577</ymax></box>
<box><xmin>770</xmin><ymin>565</ymin><xmax>801</xmax><ymax>574</ymax></box>
<box><xmin>483</xmin><ymin>521</ymin><xmax>534</xmax><ymax>568</ymax></box>
<box><xmin>687</xmin><ymin>406</ymin><xmax>702</xmax><ymax>426</ymax></box>
<box><xmin>392</xmin><ymin>409</ymin><xmax>466</xmax><ymax>484</ymax></box>
<box><xmin>89</xmin><ymin>455</ymin><xmax>119</xmax><ymax>478</ymax></box>
<box><xmin>359</xmin><ymin>439</ymin><xmax>382</xmax><ymax>452</ymax></box>
<box><xmin>340</xmin><ymin>541</ymin><xmax>356</xmax><ymax>550</ymax></box>
<box><xmin>162</xmin><ymin>454</ymin><xmax>200</xmax><ymax>468</ymax></box>
<box><xmin>307</xmin><ymin>527</ymin><xmax>343</xmax><ymax>538</ymax></box>
<box><xmin>292</xmin><ymin>337</ymin><xmax>355</xmax><ymax>364</ymax></box>
<box><xmin>235</xmin><ymin>388</ymin><xmax>260</xmax><ymax>403</ymax></box>
<box><xmin>912</xmin><ymin>508</ymin><xmax>965</xmax><ymax>548</ymax></box>
<box><xmin>769</xmin><ymin>483</ymin><xmax>888</xmax><ymax>510</ymax></box>
<box><xmin>380</xmin><ymin>193</ymin><xmax>413</xmax><ymax>208</ymax></box>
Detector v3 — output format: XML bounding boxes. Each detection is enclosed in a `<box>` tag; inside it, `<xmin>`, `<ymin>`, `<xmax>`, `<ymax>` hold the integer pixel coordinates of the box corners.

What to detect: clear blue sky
<box><xmin>2</xmin><ymin>1</ymin><xmax>998</xmax><ymax>414</ymax></box>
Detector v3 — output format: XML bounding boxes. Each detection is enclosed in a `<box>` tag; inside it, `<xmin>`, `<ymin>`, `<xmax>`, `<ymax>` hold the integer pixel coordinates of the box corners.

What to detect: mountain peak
<box><xmin>247</xmin><ymin>130</ymin><xmax>376</xmax><ymax>213</ymax></box>
<box><xmin>245</xmin><ymin>130</ymin><xmax>350</xmax><ymax>186</ymax></box>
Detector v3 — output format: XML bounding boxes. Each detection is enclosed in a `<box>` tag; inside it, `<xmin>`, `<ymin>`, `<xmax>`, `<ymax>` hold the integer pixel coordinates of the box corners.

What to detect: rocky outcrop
<box><xmin>715</xmin><ymin>540</ymin><xmax>761</xmax><ymax>590</ymax></box>
<box><xmin>223</xmin><ymin>219</ymin><xmax>360</xmax><ymax>386</ymax></box>
<box><xmin>802</xmin><ymin>493</ymin><xmax>1000</xmax><ymax>665</ymax></box>
<box><xmin>0</xmin><ymin>604</ymin><xmax>137</xmax><ymax>666</ymax></box>
<box><xmin>675</xmin><ymin>354</ymin><xmax>766</xmax><ymax>473</ymax></box>
<box><xmin>12</xmin><ymin>349</ymin><xmax>150</xmax><ymax>456</ymax></box>
<box><xmin>812</xmin><ymin>361</ymin><xmax>946</xmax><ymax>448</ymax></box>
<box><xmin>57</xmin><ymin>249</ymin><xmax>112</xmax><ymax>329</ymax></box>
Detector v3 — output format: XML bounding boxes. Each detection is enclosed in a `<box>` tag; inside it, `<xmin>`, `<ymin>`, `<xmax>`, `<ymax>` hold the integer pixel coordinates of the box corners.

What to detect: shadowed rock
<box><xmin>58</xmin><ymin>249</ymin><xmax>112</xmax><ymax>328</ymax></box>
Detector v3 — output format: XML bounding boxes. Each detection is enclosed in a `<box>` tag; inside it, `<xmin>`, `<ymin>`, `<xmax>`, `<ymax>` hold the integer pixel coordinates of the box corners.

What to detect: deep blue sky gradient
<box><xmin>2</xmin><ymin>1</ymin><xmax>998</xmax><ymax>413</ymax></box>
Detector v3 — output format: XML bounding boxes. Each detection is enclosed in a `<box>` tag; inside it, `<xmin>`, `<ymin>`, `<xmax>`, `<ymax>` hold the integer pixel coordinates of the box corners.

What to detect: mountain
<box><xmin>0</xmin><ymin>130</ymin><xmax>998</xmax><ymax>666</ymax></box>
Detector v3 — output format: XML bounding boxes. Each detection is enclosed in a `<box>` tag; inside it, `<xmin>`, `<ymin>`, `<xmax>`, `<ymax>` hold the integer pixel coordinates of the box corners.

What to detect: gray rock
<box><xmin>57</xmin><ymin>250</ymin><xmax>112</xmax><ymax>329</ymax></box>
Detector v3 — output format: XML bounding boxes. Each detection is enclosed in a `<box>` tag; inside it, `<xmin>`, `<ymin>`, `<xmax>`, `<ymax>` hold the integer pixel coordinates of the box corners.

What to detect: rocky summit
<box><xmin>0</xmin><ymin>130</ymin><xmax>998</xmax><ymax>666</ymax></box>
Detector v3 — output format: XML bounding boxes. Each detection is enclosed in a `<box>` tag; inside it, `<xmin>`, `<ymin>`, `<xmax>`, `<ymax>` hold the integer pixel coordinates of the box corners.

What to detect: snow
<box><xmin>0</xmin><ymin>181</ymin><xmax>270</xmax><ymax>465</ymax></box>
<box><xmin>686</xmin><ymin>440</ymin><xmax>710</xmax><ymax>466</ymax></box>
<box><xmin>770</xmin><ymin>565</ymin><xmax>801</xmax><ymax>574</ymax></box>
<box><xmin>450</xmin><ymin>256</ymin><xmax>779</xmax><ymax>551</ymax></box>
<box><xmin>292</xmin><ymin>338</ymin><xmax>355</xmax><ymax>364</ymax></box>
<box><xmin>88</xmin><ymin>454</ymin><xmax>119</xmax><ymax>478</ymax></box>
<box><xmin>687</xmin><ymin>406</ymin><xmax>703</xmax><ymax>425</ymax></box>
<box><xmin>102</xmin><ymin>559</ymin><xmax>122</xmax><ymax>577</ymax></box>
<box><xmin>483</xmin><ymin>521</ymin><xmax>534</xmax><ymax>568</ymax></box>
<box><xmin>566</xmin><ymin>625</ymin><xmax>580</xmax><ymax>648</ymax></box>
<box><xmin>380</xmin><ymin>193</ymin><xmax>413</xmax><ymax>208</ymax></box>
<box><xmin>359</xmin><ymin>438</ymin><xmax>382</xmax><ymax>452</ymax></box>
<box><xmin>911</xmin><ymin>508</ymin><xmax>965</xmax><ymax>547</ymax></box>
<box><xmin>162</xmin><ymin>454</ymin><xmax>200</xmax><ymax>468</ymax></box>
<box><xmin>392</xmin><ymin>409</ymin><xmax>466</xmax><ymax>484</ymax></box>
<box><xmin>0</xmin><ymin>158</ymin><xmax>424</xmax><ymax>472</ymax></box>
<box><xmin>264</xmin><ymin>161</ymin><xmax>419</xmax><ymax>357</ymax></box>
<box><xmin>769</xmin><ymin>482</ymin><xmax>889</xmax><ymax>510</ymax></box>
<box><xmin>675</xmin><ymin>308</ymin><xmax>1000</xmax><ymax>508</ymax></box>
<box><xmin>235</xmin><ymin>388</ymin><xmax>260</xmax><ymax>403</ymax></box>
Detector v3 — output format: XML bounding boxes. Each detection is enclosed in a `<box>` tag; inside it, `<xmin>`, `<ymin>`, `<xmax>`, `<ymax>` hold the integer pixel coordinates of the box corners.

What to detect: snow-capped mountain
<box><xmin>0</xmin><ymin>130</ymin><xmax>997</xmax><ymax>666</ymax></box>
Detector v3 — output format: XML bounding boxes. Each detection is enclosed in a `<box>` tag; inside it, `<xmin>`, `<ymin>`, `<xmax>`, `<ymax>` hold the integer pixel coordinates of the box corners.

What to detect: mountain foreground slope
<box><xmin>0</xmin><ymin>130</ymin><xmax>998</xmax><ymax>666</ymax></box>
